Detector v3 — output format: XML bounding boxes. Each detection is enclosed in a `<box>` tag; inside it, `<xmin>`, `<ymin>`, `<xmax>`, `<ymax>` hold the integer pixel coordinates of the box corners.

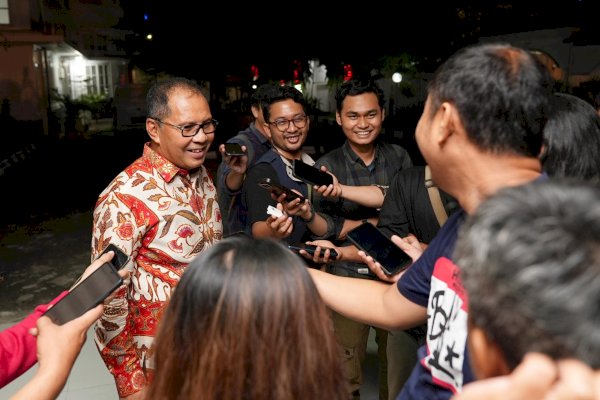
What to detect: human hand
<box><xmin>454</xmin><ymin>353</ymin><xmax>600</xmax><ymax>400</ymax></box>
<box><xmin>391</xmin><ymin>234</ymin><xmax>424</xmax><ymax>262</ymax></box>
<box><xmin>17</xmin><ymin>304</ymin><xmax>104</xmax><ymax>400</ymax></box>
<box><xmin>71</xmin><ymin>250</ymin><xmax>130</xmax><ymax>296</ymax></box>
<box><xmin>218</xmin><ymin>143</ymin><xmax>248</xmax><ymax>174</ymax></box>
<box><xmin>356</xmin><ymin>234</ymin><xmax>420</xmax><ymax>283</ymax></box>
<box><xmin>266</xmin><ymin>204</ymin><xmax>293</xmax><ymax>239</ymax></box>
<box><xmin>312</xmin><ymin>166</ymin><xmax>342</xmax><ymax>198</ymax></box>
<box><xmin>303</xmin><ymin>240</ymin><xmax>340</xmax><ymax>263</ymax></box>
<box><xmin>278</xmin><ymin>194</ymin><xmax>312</xmax><ymax>221</ymax></box>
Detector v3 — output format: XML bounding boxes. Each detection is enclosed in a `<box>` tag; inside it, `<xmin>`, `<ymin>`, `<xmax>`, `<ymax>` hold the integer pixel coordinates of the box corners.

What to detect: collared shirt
<box><xmin>315</xmin><ymin>140</ymin><xmax>412</xmax><ymax>239</ymax></box>
<box><xmin>314</xmin><ymin>140</ymin><xmax>412</xmax><ymax>277</ymax></box>
<box><xmin>91</xmin><ymin>143</ymin><xmax>222</xmax><ymax>397</ymax></box>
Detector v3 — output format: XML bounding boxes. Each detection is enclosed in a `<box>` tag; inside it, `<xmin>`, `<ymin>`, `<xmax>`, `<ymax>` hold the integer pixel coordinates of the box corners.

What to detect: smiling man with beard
<box><xmin>241</xmin><ymin>84</ymin><xmax>332</xmax><ymax>244</ymax></box>
<box><xmin>311</xmin><ymin>78</ymin><xmax>413</xmax><ymax>400</ymax></box>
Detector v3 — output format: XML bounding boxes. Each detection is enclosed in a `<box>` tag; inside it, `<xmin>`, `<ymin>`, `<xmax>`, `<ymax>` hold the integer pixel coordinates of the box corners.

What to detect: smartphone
<box><xmin>224</xmin><ymin>143</ymin><xmax>245</xmax><ymax>156</ymax></box>
<box><xmin>259</xmin><ymin>178</ymin><xmax>306</xmax><ymax>203</ymax></box>
<box><xmin>100</xmin><ymin>243</ymin><xmax>130</xmax><ymax>270</ymax></box>
<box><xmin>288</xmin><ymin>242</ymin><xmax>338</xmax><ymax>259</ymax></box>
<box><xmin>347</xmin><ymin>222</ymin><xmax>413</xmax><ymax>276</ymax></box>
<box><xmin>292</xmin><ymin>159</ymin><xmax>333</xmax><ymax>187</ymax></box>
<box><xmin>43</xmin><ymin>262</ymin><xmax>123</xmax><ymax>325</ymax></box>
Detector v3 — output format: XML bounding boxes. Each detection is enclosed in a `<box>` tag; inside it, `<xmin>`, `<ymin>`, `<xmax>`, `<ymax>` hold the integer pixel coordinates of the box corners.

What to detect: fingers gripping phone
<box><xmin>292</xmin><ymin>159</ymin><xmax>333</xmax><ymax>187</ymax></box>
<box><xmin>224</xmin><ymin>143</ymin><xmax>245</xmax><ymax>156</ymax></box>
<box><xmin>259</xmin><ymin>178</ymin><xmax>306</xmax><ymax>203</ymax></box>
<box><xmin>288</xmin><ymin>242</ymin><xmax>339</xmax><ymax>259</ymax></box>
<box><xmin>43</xmin><ymin>262</ymin><xmax>123</xmax><ymax>325</ymax></box>
<box><xmin>100</xmin><ymin>243</ymin><xmax>130</xmax><ymax>270</ymax></box>
<box><xmin>347</xmin><ymin>222</ymin><xmax>412</xmax><ymax>276</ymax></box>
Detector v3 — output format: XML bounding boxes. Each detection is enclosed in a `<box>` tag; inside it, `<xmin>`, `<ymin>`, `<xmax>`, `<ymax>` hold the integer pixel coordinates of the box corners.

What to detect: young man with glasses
<box><xmin>240</xmin><ymin>84</ymin><xmax>334</xmax><ymax>244</ymax></box>
<box><xmin>90</xmin><ymin>77</ymin><xmax>222</xmax><ymax>399</ymax></box>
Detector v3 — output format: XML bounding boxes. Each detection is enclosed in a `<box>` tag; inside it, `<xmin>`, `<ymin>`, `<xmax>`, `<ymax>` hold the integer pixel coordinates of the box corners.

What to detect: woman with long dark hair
<box><xmin>146</xmin><ymin>235</ymin><xmax>348</xmax><ymax>399</ymax></box>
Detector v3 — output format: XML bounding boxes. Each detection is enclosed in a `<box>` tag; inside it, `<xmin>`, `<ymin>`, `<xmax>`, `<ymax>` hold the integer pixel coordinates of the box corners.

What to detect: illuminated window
<box><xmin>0</xmin><ymin>0</ymin><xmax>10</xmax><ymax>25</ymax></box>
<box><xmin>86</xmin><ymin>63</ymin><xmax>111</xmax><ymax>95</ymax></box>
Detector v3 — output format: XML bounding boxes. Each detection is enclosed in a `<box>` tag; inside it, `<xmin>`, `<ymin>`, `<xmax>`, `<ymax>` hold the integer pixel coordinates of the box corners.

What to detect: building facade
<box><xmin>0</xmin><ymin>0</ymin><xmax>131</xmax><ymax>137</ymax></box>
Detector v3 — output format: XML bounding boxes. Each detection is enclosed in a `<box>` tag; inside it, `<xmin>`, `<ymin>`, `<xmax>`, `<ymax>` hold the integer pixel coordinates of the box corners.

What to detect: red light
<box><xmin>343</xmin><ymin>64</ymin><xmax>353</xmax><ymax>81</ymax></box>
<box><xmin>251</xmin><ymin>65</ymin><xmax>259</xmax><ymax>81</ymax></box>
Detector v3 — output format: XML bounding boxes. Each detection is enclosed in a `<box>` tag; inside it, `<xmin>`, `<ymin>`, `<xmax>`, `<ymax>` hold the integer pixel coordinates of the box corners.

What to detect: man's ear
<box><xmin>251</xmin><ymin>105</ymin><xmax>260</xmax><ymax>120</ymax></box>
<box><xmin>263</xmin><ymin>123</ymin><xmax>272</xmax><ymax>140</ymax></box>
<box><xmin>335</xmin><ymin>112</ymin><xmax>342</xmax><ymax>126</ymax></box>
<box><xmin>467</xmin><ymin>323</ymin><xmax>511</xmax><ymax>380</ymax></box>
<box><xmin>436</xmin><ymin>102</ymin><xmax>458</xmax><ymax>145</ymax></box>
<box><xmin>147</xmin><ymin>118</ymin><xmax>160</xmax><ymax>143</ymax></box>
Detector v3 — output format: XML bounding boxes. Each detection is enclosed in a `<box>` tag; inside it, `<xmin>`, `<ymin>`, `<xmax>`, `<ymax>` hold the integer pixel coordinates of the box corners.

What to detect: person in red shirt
<box><xmin>0</xmin><ymin>251</ymin><xmax>126</xmax><ymax>399</ymax></box>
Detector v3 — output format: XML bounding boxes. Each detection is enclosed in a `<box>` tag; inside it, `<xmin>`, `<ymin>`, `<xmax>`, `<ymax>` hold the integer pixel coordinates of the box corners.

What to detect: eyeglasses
<box><xmin>151</xmin><ymin>117</ymin><xmax>218</xmax><ymax>137</ymax></box>
<box><xmin>268</xmin><ymin>115</ymin><xmax>308</xmax><ymax>132</ymax></box>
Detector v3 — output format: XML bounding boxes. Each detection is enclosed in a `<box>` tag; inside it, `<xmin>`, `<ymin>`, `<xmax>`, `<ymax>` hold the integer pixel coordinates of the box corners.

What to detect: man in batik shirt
<box><xmin>91</xmin><ymin>77</ymin><xmax>222</xmax><ymax>399</ymax></box>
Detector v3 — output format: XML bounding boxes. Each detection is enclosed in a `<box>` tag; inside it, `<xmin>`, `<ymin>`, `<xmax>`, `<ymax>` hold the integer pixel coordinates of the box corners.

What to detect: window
<box><xmin>85</xmin><ymin>63</ymin><xmax>111</xmax><ymax>95</ymax></box>
<box><xmin>0</xmin><ymin>0</ymin><xmax>10</xmax><ymax>25</ymax></box>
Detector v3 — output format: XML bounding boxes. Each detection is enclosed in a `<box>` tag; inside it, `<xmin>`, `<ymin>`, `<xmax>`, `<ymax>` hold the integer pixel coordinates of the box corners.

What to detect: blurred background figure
<box><xmin>540</xmin><ymin>92</ymin><xmax>600</xmax><ymax>182</ymax></box>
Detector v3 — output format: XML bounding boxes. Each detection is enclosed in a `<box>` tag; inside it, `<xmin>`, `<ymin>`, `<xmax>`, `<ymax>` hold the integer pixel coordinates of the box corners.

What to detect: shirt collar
<box><xmin>279</xmin><ymin>151</ymin><xmax>316</xmax><ymax>182</ymax></box>
<box><xmin>143</xmin><ymin>142</ymin><xmax>189</xmax><ymax>183</ymax></box>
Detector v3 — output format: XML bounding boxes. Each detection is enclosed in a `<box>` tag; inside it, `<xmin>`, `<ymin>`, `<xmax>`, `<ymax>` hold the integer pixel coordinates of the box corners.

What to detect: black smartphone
<box><xmin>100</xmin><ymin>243</ymin><xmax>130</xmax><ymax>270</ymax></box>
<box><xmin>259</xmin><ymin>178</ymin><xmax>306</xmax><ymax>203</ymax></box>
<box><xmin>288</xmin><ymin>242</ymin><xmax>338</xmax><ymax>259</ymax></box>
<box><xmin>292</xmin><ymin>159</ymin><xmax>333</xmax><ymax>187</ymax></box>
<box><xmin>224</xmin><ymin>143</ymin><xmax>245</xmax><ymax>156</ymax></box>
<box><xmin>347</xmin><ymin>222</ymin><xmax>413</xmax><ymax>276</ymax></box>
<box><xmin>43</xmin><ymin>262</ymin><xmax>123</xmax><ymax>325</ymax></box>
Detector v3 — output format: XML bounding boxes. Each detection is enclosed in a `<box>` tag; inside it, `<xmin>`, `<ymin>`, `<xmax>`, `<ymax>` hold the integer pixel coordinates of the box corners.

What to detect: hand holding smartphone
<box><xmin>288</xmin><ymin>242</ymin><xmax>339</xmax><ymax>259</ymax></box>
<box><xmin>292</xmin><ymin>159</ymin><xmax>333</xmax><ymax>187</ymax></box>
<box><xmin>259</xmin><ymin>178</ymin><xmax>306</xmax><ymax>203</ymax></box>
<box><xmin>347</xmin><ymin>222</ymin><xmax>413</xmax><ymax>276</ymax></box>
<box><xmin>224</xmin><ymin>143</ymin><xmax>245</xmax><ymax>157</ymax></box>
<box><xmin>100</xmin><ymin>243</ymin><xmax>130</xmax><ymax>270</ymax></box>
<box><xmin>43</xmin><ymin>244</ymin><xmax>130</xmax><ymax>325</ymax></box>
<box><xmin>43</xmin><ymin>262</ymin><xmax>123</xmax><ymax>325</ymax></box>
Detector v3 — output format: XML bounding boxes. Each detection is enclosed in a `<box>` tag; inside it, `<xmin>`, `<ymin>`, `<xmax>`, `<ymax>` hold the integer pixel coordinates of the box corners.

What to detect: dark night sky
<box><xmin>120</xmin><ymin>0</ymin><xmax>599</xmax><ymax>81</ymax></box>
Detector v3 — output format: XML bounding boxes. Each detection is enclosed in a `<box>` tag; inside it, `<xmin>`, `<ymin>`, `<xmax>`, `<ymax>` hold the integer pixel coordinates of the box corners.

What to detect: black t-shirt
<box><xmin>377</xmin><ymin>166</ymin><xmax>459</xmax><ymax>243</ymax></box>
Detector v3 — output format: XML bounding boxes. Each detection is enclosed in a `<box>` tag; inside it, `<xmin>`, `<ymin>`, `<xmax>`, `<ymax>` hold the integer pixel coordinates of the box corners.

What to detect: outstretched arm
<box><xmin>307</xmin><ymin>268</ymin><xmax>426</xmax><ymax>331</ymax></box>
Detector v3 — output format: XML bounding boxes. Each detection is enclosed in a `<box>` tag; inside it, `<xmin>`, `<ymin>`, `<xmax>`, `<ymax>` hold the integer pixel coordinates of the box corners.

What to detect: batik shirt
<box><xmin>91</xmin><ymin>143</ymin><xmax>222</xmax><ymax>397</ymax></box>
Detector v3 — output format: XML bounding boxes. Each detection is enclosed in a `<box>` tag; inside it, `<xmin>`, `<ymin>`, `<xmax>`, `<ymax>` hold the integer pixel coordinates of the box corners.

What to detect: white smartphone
<box><xmin>266</xmin><ymin>205</ymin><xmax>284</xmax><ymax>218</ymax></box>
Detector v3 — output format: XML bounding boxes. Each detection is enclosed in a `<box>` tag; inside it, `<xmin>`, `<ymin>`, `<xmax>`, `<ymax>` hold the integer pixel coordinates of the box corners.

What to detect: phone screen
<box><xmin>258</xmin><ymin>178</ymin><xmax>305</xmax><ymax>203</ymax></box>
<box><xmin>100</xmin><ymin>243</ymin><xmax>130</xmax><ymax>270</ymax></box>
<box><xmin>224</xmin><ymin>143</ymin><xmax>245</xmax><ymax>156</ymax></box>
<box><xmin>43</xmin><ymin>263</ymin><xmax>123</xmax><ymax>325</ymax></box>
<box><xmin>347</xmin><ymin>223</ymin><xmax>413</xmax><ymax>275</ymax></box>
<box><xmin>292</xmin><ymin>160</ymin><xmax>333</xmax><ymax>187</ymax></box>
<box><xmin>288</xmin><ymin>242</ymin><xmax>338</xmax><ymax>259</ymax></box>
